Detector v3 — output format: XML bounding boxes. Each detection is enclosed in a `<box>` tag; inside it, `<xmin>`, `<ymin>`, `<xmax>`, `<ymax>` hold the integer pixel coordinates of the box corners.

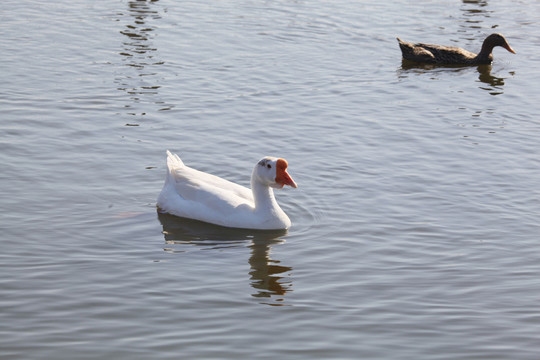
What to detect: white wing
<box><xmin>157</xmin><ymin>151</ymin><xmax>255</xmax><ymax>224</ymax></box>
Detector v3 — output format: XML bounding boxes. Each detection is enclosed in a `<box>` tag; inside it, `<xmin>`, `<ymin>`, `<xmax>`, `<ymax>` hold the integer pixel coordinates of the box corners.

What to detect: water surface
<box><xmin>2</xmin><ymin>0</ymin><xmax>540</xmax><ymax>359</ymax></box>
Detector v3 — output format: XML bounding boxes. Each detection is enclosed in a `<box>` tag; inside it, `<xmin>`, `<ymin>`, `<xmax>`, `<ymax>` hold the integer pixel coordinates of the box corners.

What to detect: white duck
<box><xmin>157</xmin><ymin>151</ymin><xmax>298</xmax><ymax>230</ymax></box>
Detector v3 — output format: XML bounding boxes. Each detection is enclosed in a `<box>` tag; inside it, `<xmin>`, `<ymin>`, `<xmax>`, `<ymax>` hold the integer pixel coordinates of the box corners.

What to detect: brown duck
<box><xmin>397</xmin><ymin>33</ymin><xmax>515</xmax><ymax>65</ymax></box>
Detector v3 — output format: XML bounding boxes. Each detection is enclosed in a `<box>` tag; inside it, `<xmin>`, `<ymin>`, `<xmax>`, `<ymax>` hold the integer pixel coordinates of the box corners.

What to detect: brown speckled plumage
<box><xmin>397</xmin><ymin>33</ymin><xmax>515</xmax><ymax>65</ymax></box>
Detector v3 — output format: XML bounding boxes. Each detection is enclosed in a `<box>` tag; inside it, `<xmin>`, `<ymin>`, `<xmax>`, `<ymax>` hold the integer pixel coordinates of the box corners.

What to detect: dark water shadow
<box><xmin>399</xmin><ymin>59</ymin><xmax>472</xmax><ymax>73</ymax></box>
<box><xmin>398</xmin><ymin>60</ymin><xmax>506</xmax><ymax>95</ymax></box>
<box><xmin>157</xmin><ymin>212</ymin><xmax>293</xmax><ymax>306</ymax></box>
<box><xmin>460</xmin><ymin>0</ymin><xmax>491</xmax><ymax>33</ymax></box>
<box><xmin>476</xmin><ymin>64</ymin><xmax>506</xmax><ymax>95</ymax></box>
<box><xmin>116</xmin><ymin>0</ymin><xmax>174</xmax><ymax>116</ymax></box>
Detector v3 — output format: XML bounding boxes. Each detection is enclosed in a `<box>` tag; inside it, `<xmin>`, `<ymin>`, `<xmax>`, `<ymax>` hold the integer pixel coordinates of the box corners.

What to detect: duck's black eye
<box><xmin>267</xmin><ymin>164</ymin><xmax>271</xmax><ymax>169</ymax></box>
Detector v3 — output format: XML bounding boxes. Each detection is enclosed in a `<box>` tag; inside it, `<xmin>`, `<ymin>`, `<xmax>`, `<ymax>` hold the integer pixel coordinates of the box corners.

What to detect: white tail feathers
<box><xmin>166</xmin><ymin>150</ymin><xmax>184</xmax><ymax>170</ymax></box>
<box><xmin>158</xmin><ymin>151</ymin><xmax>184</xmax><ymax>209</ymax></box>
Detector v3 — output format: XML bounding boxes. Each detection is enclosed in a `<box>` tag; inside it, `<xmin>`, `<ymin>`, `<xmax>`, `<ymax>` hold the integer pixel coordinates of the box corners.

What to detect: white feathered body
<box><xmin>157</xmin><ymin>151</ymin><xmax>292</xmax><ymax>230</ymax></box>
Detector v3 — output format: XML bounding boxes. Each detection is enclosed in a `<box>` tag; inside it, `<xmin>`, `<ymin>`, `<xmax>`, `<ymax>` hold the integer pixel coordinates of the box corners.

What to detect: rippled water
<box><xmin>2</xmin><ymin>0</ymin><xmax>540</xmax><ymax>358</ymax></box>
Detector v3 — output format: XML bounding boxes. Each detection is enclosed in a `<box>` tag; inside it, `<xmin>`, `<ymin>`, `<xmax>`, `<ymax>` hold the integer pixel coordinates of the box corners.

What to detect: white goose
<box><xmin>157</xmin><ymin>151</ymin><xmax>298</xmax><ymax>230</ymax></box>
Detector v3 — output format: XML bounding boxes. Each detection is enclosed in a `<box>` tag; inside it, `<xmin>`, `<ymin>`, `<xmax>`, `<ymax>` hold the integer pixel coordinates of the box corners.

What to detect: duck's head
<box><xmin>254</xmin><ymin>157</ymin><xmax>298</xmax><ymax>189</ymax></box>
<box><xmin>484</xmin><ymin>33</ymin><xmax>516</xmax><ymax>54</ymax></box>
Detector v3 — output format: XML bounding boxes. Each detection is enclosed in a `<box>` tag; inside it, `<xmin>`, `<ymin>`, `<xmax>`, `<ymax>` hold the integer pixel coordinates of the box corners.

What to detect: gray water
<box><xmin>2</xmin><ymin>0</ymin><xmax>540</xmax><ymax>358</ymax></box>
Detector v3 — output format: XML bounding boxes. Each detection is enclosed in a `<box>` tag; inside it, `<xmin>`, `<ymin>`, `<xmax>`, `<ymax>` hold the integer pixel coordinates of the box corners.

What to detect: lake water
<box><xmin>2</xmin><ymin>0</ymin><xmax>540</xmax><ymax>358</ymax></box>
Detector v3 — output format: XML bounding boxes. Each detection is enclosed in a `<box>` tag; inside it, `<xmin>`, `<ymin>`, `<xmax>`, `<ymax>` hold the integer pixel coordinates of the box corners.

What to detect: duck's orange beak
<box><xmin>275</xmin><ymin>158</ymin><xmax>298</xmax><ymax>188</ymax></box>
<box><xmin>504</xmin><ymin>43</ymin><xmax>516</xmax><ymax>54</ymax></box>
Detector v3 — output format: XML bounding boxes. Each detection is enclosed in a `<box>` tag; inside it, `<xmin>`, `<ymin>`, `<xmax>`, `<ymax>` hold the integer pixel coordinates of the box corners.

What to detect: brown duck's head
<box><xmin>484</xmin><ymin>33</ymin><xmax>516</xmax><ymax>54</ymax></box>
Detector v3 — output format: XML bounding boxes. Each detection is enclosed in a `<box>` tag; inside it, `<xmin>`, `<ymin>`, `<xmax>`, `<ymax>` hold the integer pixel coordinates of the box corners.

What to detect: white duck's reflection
<box><xmin>157</xmin><ymin>212</ymin><xmax>293</xmax><ymax>304</ymax></box>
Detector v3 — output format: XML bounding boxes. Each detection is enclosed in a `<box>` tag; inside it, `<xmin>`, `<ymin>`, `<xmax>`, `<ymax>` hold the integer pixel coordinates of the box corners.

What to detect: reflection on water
<box><xmin>398</xmin><ymin>60</ymin><xmax>508</xmax><ymax>95</ymax></box>
<box><xmin>476</xmin><ymin>64</ymin><xmax>506</xmax><ymax>95</ymax></box>
<box><xmin>462</xmin><ymin>0</ymin><xmax>488</xmax><ymax>5</ymax></box>
<box><xmin>119</xmin><ymin>0</ymin><xmax>161</xmax><ymax>69</ymax></box>
<box><xmin>116</xmin><ymin>0</ymin><xmax>173</xmax><ymax>115</ymax></box>
<box><xmin>248</xmin><ymin>238</ymin><xmax>293</xmax><ymax>305</ymax></box>
<box><xmin>460</xmin><ymin>0</ymin><xmax>491</xmax><ymax>32</ymax></box>
<box><xmin>398</xmin><ymin>60</ymin><xmax>472</xmax><ymax>73</ymax></box>
<box><xmin>157</xmin><ymin>213</ymin><xmax>293</xmax><ymax>305</ymax></box>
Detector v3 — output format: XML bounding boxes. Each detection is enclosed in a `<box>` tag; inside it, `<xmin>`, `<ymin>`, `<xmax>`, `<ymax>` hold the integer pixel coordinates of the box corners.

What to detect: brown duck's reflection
<box><xmin>476</xmin><ymin>64</ymin><xmax>506</xmax><ymax>95</ymax></box>
<box><xmin>157</xmin><ymin>212</ymin><xmax>293</xmax><ymax>304</ymax></box>
<box><xmin>399</xmin><ymin>59</ymin><xmax>472</xmax><ymax>74</ymax></box>
<box><xmin>399</xmin><ymin>60</ymin><xmax>507</xmax><ymax>96</ymax></box>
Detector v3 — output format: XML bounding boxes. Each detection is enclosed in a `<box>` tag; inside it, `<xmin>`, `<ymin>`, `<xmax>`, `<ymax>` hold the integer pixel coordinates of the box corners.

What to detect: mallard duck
<box><xmin>157</xmin><ymin>151</ymin><xmax>298</xmax><ymax>230</ymax></box>
<box><xmin>397</xmin><ymin>33</ymin><xmax>515</xmax><ymax>65</ymax></box>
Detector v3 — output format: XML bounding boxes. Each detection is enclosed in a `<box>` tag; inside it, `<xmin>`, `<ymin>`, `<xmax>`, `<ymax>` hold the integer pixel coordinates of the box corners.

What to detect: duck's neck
<box><xmin>251</xmin><ymin>180</ymin><xmax>280</xmax><ymax>213</ymax></box>
<box><xmin>475</xmin><ymin>40</ymin><xmax>495</xmax><ymax>64</ymax></box>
